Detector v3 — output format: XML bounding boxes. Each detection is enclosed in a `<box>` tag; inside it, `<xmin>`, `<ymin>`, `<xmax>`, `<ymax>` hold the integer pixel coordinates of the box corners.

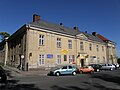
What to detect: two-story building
<box><xmin>0</xmin><ymin>14</ymin><xmax>116</xmax><ymax>70</ymax></box>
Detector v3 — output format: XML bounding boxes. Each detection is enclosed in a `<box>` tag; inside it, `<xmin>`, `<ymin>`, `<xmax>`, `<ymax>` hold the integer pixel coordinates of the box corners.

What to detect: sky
<box><xmin>0</xmin><ymin>0</ymin><xmax>120</xmax><ymax>56</ymax></box>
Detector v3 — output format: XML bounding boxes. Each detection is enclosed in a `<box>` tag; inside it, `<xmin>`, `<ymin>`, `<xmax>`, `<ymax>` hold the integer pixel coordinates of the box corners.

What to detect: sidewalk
<box><xmin>3</xmin><ymin>66</ymin><xmax>50</xmax><ymax>77</ymax></box>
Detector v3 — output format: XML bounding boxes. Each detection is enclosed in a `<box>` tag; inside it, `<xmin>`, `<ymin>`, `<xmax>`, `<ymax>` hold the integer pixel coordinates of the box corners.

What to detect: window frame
<box><xmin>39</xmin><ymin>35</ymin><xmax>44</xmax><ymax>46</ymax></box>
<box><xmin>57</xmin><ymin>38</ymin><xmax>61</xmax><ymax>48</ymax></box>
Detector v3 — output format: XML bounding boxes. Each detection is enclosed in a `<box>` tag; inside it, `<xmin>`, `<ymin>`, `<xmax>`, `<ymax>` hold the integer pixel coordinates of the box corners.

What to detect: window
<box><xmin>57</xmin><ymin>55</ymin><xmax>61</xmax><ymax>64</ymax></box>
<box><xmin>39</xmin><ymin>35</ymin><xmax>44</xmax><ymax>45</ymax></box>
<box><xmin>62</xmin><ymin>66</ymin><xmax>67</xmax><ymax>69</ymax></box>
<box><xmin>69</xmin><ymin>55</ymin><xmax>74</xmax><ymax>63</ymax></box>
<box><xmin>68</xmin><ymin>66</ymin><xmax>72</xmax><ymax>69</ymax></box>
<box><xmin>90</xmin><ymin>56</ymin><xmax>93</xmax><ymax>61</ymax></box>
<box><xmin>96</xmin><ymin>45</ymin><xmax>99</xmax><ymax>52</ymax></box>
<box><xmin>89</xmin><ymin>43</ymin><xmax>92</xmax><ymax>51</ymax></box>
<box><xmin>68</xmin><ymin>40</ymin><xmax>72</xmax><ymax>49</ymax></box>
<box><xmin>80</xmin><ymin>42</ymin><xmax>84</xmax><ymax>50</ymax></box>
<box><xmin>64</xmin><ymin>55</ymin><xmax>67</xmax><ymax>61</ymax></box>
<box><xmin>57</xmin><ymin>38</ymin><xmax>61</xmax><ymax>48</ymax></box>
<box><xmin>102</xmin><ymin>46</ymin><xmax>104</xmax><ymax>51</ymax></box>
<box><xmin>39</xmin><ymin>54</ymin><xmax>44</xmax><ymax>65</ymax></box>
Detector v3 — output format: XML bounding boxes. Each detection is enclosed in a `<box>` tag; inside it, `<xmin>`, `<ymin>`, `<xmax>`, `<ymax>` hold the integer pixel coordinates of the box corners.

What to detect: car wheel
<box><xmin>110</xmin><ymin>68</ymin><xmax>113</xmax><ymax>71</ymax></box>
<box><xmin>79</xmin><ymin>70</ymin><xmax>83</xmax><ymax>74</ymax></box>
<box><xmin>90</xmin><ymin>71</ymin><xmax>94</xmax><ymax>74</ymax></box>
<box><xmin>97</xmin><ymin>69</ymin><xmax>100</xmax><ymax>72</ymax></box>
<box><xmin>55</xmin><ymin>72</ymin><xmax>60</xmax><ymax>76</ymax></box>
<box><xmin>72</xmin><ymin>71</ymin><xmax>76</xmax><ymax>76</ymax></box>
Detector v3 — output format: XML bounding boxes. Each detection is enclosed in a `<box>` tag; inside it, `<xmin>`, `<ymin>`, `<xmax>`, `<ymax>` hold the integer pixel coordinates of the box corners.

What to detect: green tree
<box><xmin>0</xmin><ymin>32</ymin><xmax>10</xmax><ymax>41</ymax></box>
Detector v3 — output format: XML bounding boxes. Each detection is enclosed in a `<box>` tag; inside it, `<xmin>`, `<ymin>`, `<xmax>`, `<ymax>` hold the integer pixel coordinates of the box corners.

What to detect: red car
<box><xmin>77</xmin><ymin>66</ymin><xmax>94</xmax><ymax>74</ymax></box>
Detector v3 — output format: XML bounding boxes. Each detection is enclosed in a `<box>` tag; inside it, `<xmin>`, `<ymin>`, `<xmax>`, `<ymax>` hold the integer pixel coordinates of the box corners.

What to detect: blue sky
<box><xmin>0</xmin><ymin>0</ymin><xmax>120</xmax><ymax>56</ymax></box>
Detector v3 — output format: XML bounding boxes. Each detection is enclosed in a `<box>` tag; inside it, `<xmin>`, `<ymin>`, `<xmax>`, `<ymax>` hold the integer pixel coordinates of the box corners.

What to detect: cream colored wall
<box><xmin>84</xmin><ymin>41</ymin><xmax>107</xmax><ymax>64</ymax></box>
<box><xmin>76</xmin><ymin>39</ymin><xmax>107</xmax><ymax>65</ymax></box>
<box><xmin>27</xmin><ymin>29</ymin><xmax>76</xmax><ymax>68</ymax></box>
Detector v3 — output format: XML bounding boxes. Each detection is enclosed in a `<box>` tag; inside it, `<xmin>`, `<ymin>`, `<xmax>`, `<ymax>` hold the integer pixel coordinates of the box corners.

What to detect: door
<box><xmin>81</xmin><ymin>59</ymin><xmax>84</xmax><ymax>67</ymax></box>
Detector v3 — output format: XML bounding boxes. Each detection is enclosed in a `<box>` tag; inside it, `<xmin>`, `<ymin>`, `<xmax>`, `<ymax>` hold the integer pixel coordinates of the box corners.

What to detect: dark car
<box><xmin>0</xmin><ymin>66</ymin><xmax>7</xmax><ymax>83</ymax></box>
<box><xmin>89</xmin><ymin>64</ymin><xmax>102</xmax><ymax>72</ymax></box>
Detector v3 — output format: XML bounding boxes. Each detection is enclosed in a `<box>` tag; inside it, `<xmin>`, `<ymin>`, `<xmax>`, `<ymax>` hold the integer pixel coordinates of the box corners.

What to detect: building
<box><xmin>97</xmin><ymin>34</ymin><xmax>117</xmax><ymax>64</ymax></box>
<box><xmin>0</xmin><ymin>14</ymin><xmax>117</xmax><ymax>70</ymax></box>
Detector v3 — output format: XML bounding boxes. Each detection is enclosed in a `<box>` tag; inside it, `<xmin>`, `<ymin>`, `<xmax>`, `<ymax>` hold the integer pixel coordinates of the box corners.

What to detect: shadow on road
<box><xmin>91</xmin><ymin>72</ymin><xmax>120</xmax><ymax>84</ymax></box>
<box><xmin>0</xmin><ymin>79</ymin><xmax>42</xmax><ymax>90</ymax></box>
<box><xmin>51</xmin><ymin>85</ymin><xmax>91</xmax><ymax>90</ymax></box>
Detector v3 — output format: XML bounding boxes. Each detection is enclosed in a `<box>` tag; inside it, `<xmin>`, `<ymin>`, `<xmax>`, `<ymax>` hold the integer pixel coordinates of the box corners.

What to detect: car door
<box><xmin>67</xmin><ymin>66</ymin><xmax>73</xmax><ymax>74</ymax></box>
<box><xmin>60</xmin><ymin>66</ymin><xmax>68</xmax><ymax>74</ymax></box>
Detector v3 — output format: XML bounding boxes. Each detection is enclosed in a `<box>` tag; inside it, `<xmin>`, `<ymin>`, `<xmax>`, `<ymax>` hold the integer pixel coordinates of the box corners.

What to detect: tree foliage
<box><xmin>0</xmin><ymin>32</ymin><xmax>10</xmax><ymax>41</ymax></box>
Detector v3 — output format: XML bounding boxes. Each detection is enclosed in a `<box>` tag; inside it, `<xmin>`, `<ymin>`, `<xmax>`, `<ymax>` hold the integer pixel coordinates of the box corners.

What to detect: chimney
<box><xmin>92</xmin><ymin>32</ymin><xmax>97</xmax><ymax>36</ymax></box>
<box><xmin>33</xmin><ymin>14</ymin><xmax>40</xmax><ymax>22</ymax></box>
<box><xmin>60</xmin><ymin>23</ymin><xmax>63</xmax><ymax>26</ymax></box>
<box><xmin>73</xmin><ymin>26</ymin><xmax>79</xmax><ymax>31</ymax></box>
<box><xmin>85</xmin><ymin>31</ymin><xmax>87</xmax><ymax>33</ymax></box>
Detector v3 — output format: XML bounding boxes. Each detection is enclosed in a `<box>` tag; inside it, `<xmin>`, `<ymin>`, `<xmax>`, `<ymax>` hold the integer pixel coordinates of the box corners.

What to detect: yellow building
<box><xmin>0</xmin><ymin>14</ymin><xmax>117</xmax><ymax>70</ymax></box>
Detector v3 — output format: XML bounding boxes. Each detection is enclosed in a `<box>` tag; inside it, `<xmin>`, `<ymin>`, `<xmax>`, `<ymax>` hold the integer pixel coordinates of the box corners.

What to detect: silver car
<box><xmin>100</xmin><ymin>64</ymin><xmax>115</xmax><ymax>70</ymax></box>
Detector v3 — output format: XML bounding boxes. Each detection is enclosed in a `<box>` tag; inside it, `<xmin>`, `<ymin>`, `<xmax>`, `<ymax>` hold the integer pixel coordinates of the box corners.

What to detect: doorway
<box><xmin>81</xmin><ymin>59</ymin><xmax>84</xmax><ymax>67</ymax></box>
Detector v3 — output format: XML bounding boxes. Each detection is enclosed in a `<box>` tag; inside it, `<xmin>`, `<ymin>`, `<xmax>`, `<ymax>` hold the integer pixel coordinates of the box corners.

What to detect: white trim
<box><xmin>27</xmin><ymin>25</ymin><xmax>75</xmax><ymax>38</ymax></box>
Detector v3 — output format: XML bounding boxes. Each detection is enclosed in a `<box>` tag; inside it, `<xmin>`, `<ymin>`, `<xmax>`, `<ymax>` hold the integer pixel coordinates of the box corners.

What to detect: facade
<box><xmin>97</xmin><ymin>34</ymin><xmax>117</xmax><ymax>64</ymax></box>
<box><xmin>0</xmin><ymin>15</ymin><xmax>117</xmax><ymax>70</ymax></box>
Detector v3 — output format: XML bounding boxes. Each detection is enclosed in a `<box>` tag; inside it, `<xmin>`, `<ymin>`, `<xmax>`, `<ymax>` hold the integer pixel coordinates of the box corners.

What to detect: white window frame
<box><xmin>57</xmin><ymin>55</ymin><xmax>61</xmax><ymax>64</ymax></box>
<box><xmin>89</xmin><ymin>43</ymin><xmax>92</xmax><ymax>51</ymax></box>
<box><xmin>68</xmin><ymin>40</ymin><xmax>72</xmax><ymax>49</ymax></box>
<box><xmin>96</xmin><ymin>45</ymin><xmax>99</xmax><ymax>52</ymax></box>
<box><xmin>69</xmin><ymin>55</ymin><xmax>74</xmax><ymax>64</ymax></box>
<box><xmin>39</xmin><ymin>35</ymin><xmax>44</xmax><ymax>46</ymax></box>
<box><xmin>80</xmin><ymin>42</ymin><xmax>84</xmax><ymax>50</ymax></box>
<box><xmin>39</xmin><ymin>54</ymin><xmax>45</xmax><ymax>65</ymax></box>
<box><xmin>57</xmin><ymin>38</ymin><xmax>61</xmax><ymax>48</ymax></box>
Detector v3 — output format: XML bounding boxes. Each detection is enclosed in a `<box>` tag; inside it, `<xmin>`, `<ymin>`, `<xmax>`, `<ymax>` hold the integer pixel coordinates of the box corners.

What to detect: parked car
<box><xmin>77</xmin><ymin>66</ymin><xmax>94</xmax><ymax>74</ymax></box>
<box><xmin>100</xmin><ymin>64</ymin><xmax>115</xmax><ymax>70</ymax></box>
<box><xmin>48</xmin><ymin>65</ymin><xmax>77</xmax><ymax>76</ymax></box>
<box><xmin>89</xmin><ymin>64</ymin><xmax>102</xmax><ymax>72</ymax></box>
<box><xmin>0</xmin><ymin>66</ymin><xmax>7</xmax><ymax>83</ymax></box>
<box><xmin>113</xmin><ymin>63</ymin><xmax>119</xmax><ymax>69</ymax></box>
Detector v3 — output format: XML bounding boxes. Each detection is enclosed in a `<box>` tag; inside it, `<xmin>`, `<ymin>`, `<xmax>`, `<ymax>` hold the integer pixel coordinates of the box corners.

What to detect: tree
<box><xmin>0</xmin><ymin>32</ymin><xmax>10</xmax><ymax>41</ymax></box>
<box><xmin>117</xmin><ymin>58</ymin><xmax>120</xmax><ymax>64</ymax></box>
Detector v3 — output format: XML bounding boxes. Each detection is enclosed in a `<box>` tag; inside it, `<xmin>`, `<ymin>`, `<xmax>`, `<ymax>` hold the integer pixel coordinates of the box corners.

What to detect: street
<box><xmin>1</xmin><ymin>69</ymin><xmax>120</xmax><ymax>90</ymax></box>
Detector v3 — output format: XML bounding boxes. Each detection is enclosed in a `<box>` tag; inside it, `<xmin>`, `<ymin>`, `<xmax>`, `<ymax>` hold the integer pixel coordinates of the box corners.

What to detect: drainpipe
<box><xmin>4</xmin><ymin>37</ymin><xmax>8</xmax><ymax>66</ymax></box>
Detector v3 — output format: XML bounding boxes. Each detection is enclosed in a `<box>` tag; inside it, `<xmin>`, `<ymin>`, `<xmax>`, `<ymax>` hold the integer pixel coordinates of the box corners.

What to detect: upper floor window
<box><xmin>102</xmin><ymin>46</ymin><xmax>104</xmax><ymax>51</ymax></box>
<box><xmin>96</xmin><ymin>45</ymin><xmax>99</xmax><ymax>52</ymax></box>
<box><xmin>80</xmin><ymin>42</ymin><xmax>84</xmax><ymax>50</ymax></box>
<box><xmin>39</xmin><ymin>35</ymin><xmax>44</xmax><ymax>46</ymax></box>
<box><xmin>68</xmin><ymin>40</ymin><xmax>72</xmax><ymax>49</ymax></box>
<box><xmin>89</xmin><ymin>43</ymin><xmax>92</xmax><ymax>51</ymax></box>
<box><xmin>57</xmin><ymin>38</ymin><xmax>61</xmax><ymax>48</ymax></box>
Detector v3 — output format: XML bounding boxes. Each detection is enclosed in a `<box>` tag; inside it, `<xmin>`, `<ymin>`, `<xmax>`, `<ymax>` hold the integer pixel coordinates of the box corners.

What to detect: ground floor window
<box><xmin>57</xmin><ymin>55</ymin><xmax>61</xmax><ymax>64</ymax></box>
<box><xmin>64</xmin><ymin>55</ymin><xmax>67</xmax><ymax>61</ymax></box>
<box><xmin>39</xmin><ymin>54</ymin><xmax>44</xmax><ymax>65</ymax></box>
<box><xmin>69</xmin><ymin>55</ymin><xmax>74</xmax><ymax>64</ymax></box>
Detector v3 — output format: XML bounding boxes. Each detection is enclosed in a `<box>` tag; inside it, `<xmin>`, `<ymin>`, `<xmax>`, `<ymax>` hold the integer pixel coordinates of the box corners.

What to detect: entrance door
<box><xmin>81</xmin><ymin>59</ymin><xmax>84</xmax><ymax>67</ymax></box>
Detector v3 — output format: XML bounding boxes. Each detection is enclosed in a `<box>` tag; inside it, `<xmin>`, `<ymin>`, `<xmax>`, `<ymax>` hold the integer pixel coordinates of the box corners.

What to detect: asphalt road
<box><xmin>1</xmin><ymin>69</ymin><xmax>120</xmax><ymax>90</ymax></box>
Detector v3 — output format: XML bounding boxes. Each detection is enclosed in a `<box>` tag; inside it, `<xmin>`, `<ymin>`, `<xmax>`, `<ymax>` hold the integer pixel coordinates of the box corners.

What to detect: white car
<box><xmin>100</xmin><ymin>64</ymin><xmax>115</xmax><ymax>70</ymax></box>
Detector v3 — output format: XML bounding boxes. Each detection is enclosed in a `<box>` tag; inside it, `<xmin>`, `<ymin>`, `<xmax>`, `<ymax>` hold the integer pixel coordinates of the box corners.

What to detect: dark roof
<box><xmin>29</xmin><ymin>20</ymin><xmax>105</xmax><ymax>43</ymax></box>
<box><xmin>29</xmin><ymin>20</ymin><xmax>81</xmax><ymax>36</ymax></box>
<box><xmin>83</xmin><ymin>32</ymin><xmax>105</xmax><ymax>43</ymax></box>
